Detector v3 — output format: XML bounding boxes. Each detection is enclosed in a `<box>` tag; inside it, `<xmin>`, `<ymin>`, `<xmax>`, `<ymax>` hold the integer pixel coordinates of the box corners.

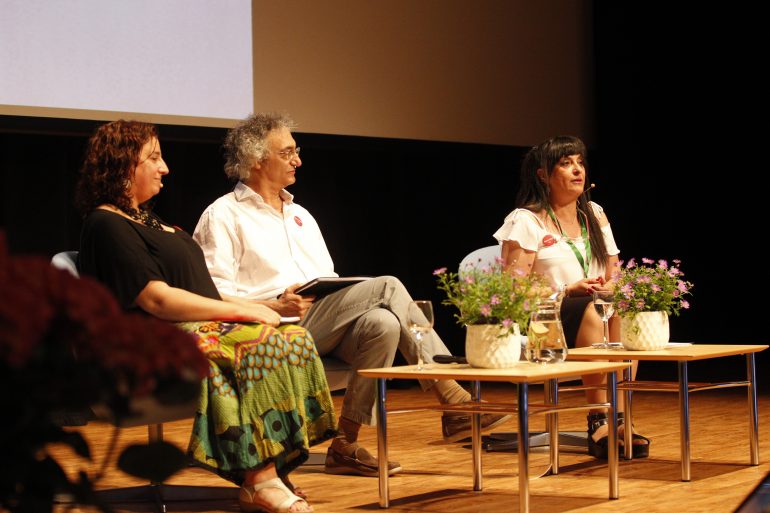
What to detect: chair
<box><xmin>51</xmin><ymin>251</ymin><xmax>233</xmax><ymax>510</ymax></box>
<box><xmin>51</xmin><ymin>250</ymin><xmax>79</xmax><ymax>276</ymax></box>
<box><xmin>458</xmin><ymin>245</ymin><xmax>502</xmax><ymax>275</ymax></box>
<box><xmin>51</xmin><ymin>251</ymin><xmax>353</xmax><ymax>452</ymax></box>
<box><xmin>50</xmin><ymin>251</ymin><xmax>352</xmax><ymax>507</ymax></box>
<box><xmin>51</xmin><ymin>251</ymin><xmax>352</xmax><ymax>392</ymax></box>
<box><xmin>457</xmin><ymin>245</ymin><xmax>587</xmax><ymax>452</ymax></box>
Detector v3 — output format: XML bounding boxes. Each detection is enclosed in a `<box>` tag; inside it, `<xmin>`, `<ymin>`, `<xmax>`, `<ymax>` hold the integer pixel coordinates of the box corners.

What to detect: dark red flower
<box><xmin>0</xmin><ymin>230</ymin><xmax>209</xmax><ymax>512</ymax></box>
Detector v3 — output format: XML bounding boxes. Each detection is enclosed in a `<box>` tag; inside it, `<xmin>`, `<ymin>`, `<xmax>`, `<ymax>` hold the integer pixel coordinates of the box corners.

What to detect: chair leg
<box><xmin>484</xmin><ymin>431</ymin><xmax>587</xmax><ymax>452</ymax></box>
<box><xmin>88</xmin><ymin>484</ymin><xmax>239</xmax><ymax>512</ymax></box>
<box><xmin>151</xmin><ymin>484</ymin><xmax>166</xmax><ymax>513</ymax></box>
<box><xmin>304</xmin><ymin>452</ymin><xmax>328</xmax><ymax>466</ymax></box>
<box><xmin>56</xmin><ymin>421</ymin><xmax>240</xmax><ymax>512</ymax></box>
<box><xmin>484</xmin><ymin>379</ymin><xmax>588</xmax><ymax>453</ymax></box>
<box><xmin>148</xmin><ymin>423</ymin><xmax>163</xmax><ymax>444</ymax></box>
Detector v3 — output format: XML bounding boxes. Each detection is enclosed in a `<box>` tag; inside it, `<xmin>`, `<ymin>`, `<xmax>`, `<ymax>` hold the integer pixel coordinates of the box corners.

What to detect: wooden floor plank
<box><xmin>47</xmin><ymin>385</ymin><xmax>770</xmax><ymax>513</ymax></box>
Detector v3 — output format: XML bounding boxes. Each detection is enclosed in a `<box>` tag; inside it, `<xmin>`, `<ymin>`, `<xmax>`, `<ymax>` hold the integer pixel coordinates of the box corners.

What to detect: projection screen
<box><xmin>1</xmin><ymin>0</ymin><xmax>593</xmax><ymax>145</ymax></box>
<box><xmin>0</xmin><ymin>0</ymin><xmax>253</xmax><ymax>127</ymax></box>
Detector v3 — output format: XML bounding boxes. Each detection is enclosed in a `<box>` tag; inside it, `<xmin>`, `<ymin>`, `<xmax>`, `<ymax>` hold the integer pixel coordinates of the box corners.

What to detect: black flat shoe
<box><xmin>618</xmin><ymin>412</ymin><xmax>651</xmax><ymax>458</ymax></box>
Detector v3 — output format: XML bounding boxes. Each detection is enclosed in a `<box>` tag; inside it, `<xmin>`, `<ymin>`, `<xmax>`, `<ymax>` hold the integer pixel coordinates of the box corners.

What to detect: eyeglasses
<box><xmin>276</xmin><ymin>147</ymin><xmax>301</xmax><ymax>160</ymax></box>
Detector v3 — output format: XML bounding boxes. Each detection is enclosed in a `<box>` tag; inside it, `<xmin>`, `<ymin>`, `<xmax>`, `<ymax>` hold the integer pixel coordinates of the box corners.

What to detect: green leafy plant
<box><xmin>434</xmin><ymin>258</ymin><xmax>550</xmax><ymax>334</ymax></box>
<box><xmin>612</xmin><ymin>257</ymin><xmax>693</xmax><ymax>317</ymax></box>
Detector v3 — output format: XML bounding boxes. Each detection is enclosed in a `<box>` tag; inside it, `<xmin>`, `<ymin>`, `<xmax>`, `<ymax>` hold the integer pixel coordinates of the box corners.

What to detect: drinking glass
<box><xmin>407</xmin><ymin>300</ymin><xmax>433</xmax><ymax>371</ymax></box>
<box><xmin>592</xmin><ymin>289</ymin><xmax>615</xmax><ymax>348</ymax></box>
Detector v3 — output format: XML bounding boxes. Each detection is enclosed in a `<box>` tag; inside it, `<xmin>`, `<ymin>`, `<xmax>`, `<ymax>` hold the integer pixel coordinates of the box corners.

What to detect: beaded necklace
<box><xmin>124</xmin><ymin>207</ymin><xmax>163</xmax><ymax>231</ymax></box>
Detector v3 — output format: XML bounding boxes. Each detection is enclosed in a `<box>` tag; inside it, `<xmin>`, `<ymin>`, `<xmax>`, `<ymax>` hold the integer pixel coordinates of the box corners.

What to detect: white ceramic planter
<box><xmin>465</xmin><ymin>323</ymin><xmax>521</xmax><ymax>368</ymax></box>
<box><xmin>620</xmin><ymin>311</ymin><xmax>669</xmax><ymax>350</ymax></box>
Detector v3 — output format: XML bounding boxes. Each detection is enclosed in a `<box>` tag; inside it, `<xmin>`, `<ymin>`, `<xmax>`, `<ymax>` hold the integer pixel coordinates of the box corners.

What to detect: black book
<box><xmin>294</xmin><ymin>276</ymin><xmax>372</xmax><ymax>298</ymax></box>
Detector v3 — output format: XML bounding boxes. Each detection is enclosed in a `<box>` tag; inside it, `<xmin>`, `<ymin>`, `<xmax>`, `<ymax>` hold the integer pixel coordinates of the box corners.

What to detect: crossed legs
<box><xmin>301</xmin><ymin>276</ymin><xmax>510</xmax><ymax>474</ymax></box>
<box><xmin>575</xmin><ymin>301</ymin><xmax>647</xmax><ymax>457</ymax></box>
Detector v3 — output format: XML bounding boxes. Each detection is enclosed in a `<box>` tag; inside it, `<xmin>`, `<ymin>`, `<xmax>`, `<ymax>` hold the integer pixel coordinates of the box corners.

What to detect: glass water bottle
<box><xmin>525</xmin><ymin>295</ymin><xmax>568</xmax><ymax>364</ymax></box>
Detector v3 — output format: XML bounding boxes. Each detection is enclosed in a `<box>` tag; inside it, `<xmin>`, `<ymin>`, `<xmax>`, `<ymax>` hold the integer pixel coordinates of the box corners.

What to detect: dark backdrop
<box><xmin>1</xmin><ymin>5</ymin><xmax>766</xmax><ymax>387</ymax></box>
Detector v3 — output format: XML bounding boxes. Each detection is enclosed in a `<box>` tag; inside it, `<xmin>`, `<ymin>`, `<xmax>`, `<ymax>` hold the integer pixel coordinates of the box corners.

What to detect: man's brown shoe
<box><xmin>442</xmin><ymin>412</ymin><xmax>512</xmax><ymax>442</ymax></box>
<box><xmin>324</xmin><ymin>442</ymin><xmax>402</xmax><ymax>477</ymax></box>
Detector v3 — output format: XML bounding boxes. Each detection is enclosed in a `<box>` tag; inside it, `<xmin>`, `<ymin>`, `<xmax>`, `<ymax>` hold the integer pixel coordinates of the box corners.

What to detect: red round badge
<box><xmin>542</xmin><ymin>234</ymin><xmax>556</xmax><ymax>247</ymax></box>
<box><xmin>294</xmin><ymin>216</ymin><xmax>303</xmax><ymax>227</ymax></box>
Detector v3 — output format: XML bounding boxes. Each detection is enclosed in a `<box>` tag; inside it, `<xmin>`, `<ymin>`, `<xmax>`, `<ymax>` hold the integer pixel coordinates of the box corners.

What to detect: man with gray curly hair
<box><xmin>193</xmin><ymin>112</ymin><xmax>510</xmax><ymax>478</ymax></box>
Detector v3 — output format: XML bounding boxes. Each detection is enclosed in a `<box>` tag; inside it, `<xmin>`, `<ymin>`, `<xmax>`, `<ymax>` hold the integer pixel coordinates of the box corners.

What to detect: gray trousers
<box><xmin>299</xmin><ymin>275</ymin><xmax>450</xmax><ymax>425</ymax></box>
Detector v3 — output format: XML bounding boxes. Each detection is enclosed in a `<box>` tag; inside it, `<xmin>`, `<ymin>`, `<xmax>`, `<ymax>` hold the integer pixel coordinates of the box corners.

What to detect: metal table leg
<box><xmin>376</xmin><ymin>378</ymin><xmax>389</xmax><ymax>507</ymax></box>
<box><xmin>678</xmin><ymin>361</ymin><xmax>691</xmax><ymax>482</ymax></box>
<box><xmin>747</xmin><ymin>353</ymin><xmax>760</xmax><ymax>465</ymax></box>
<box><xmin>608</xmin><ymin>371</ymin><xmax>619</xmax><ymax>499</ymax></box>
<box><xmin>471</xmin><ymin>380</ymin><xmax>482</xmax><ymax>491</ymax></box>
<box><xmin>517</xmin><ymin>382</ymin><xmax>530</xmax><ymax>513</ymax></box>
<box><xmin>623</xmin><ymin>363</ymin><xmax>632</xmax><ymax>460</ymax></box>
<box><xmin>546</xmin><ymin>378</ymin><xmax>559</xmax><ymax>475</ymax></box>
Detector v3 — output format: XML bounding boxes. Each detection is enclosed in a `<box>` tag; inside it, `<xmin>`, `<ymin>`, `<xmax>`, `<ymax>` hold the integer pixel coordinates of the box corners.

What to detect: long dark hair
<box><xmin>515</xmin><ymin>135</ymin><xmax>608</xmax><ymax>265</ymax></box>
<box><xmin>75</xmin><ymin>120</ymin><xmax>158</xmax><ymax>216</ymax></box>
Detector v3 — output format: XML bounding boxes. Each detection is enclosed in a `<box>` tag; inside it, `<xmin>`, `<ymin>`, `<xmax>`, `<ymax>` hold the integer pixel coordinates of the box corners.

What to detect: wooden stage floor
<box><xmin>49</xmin><ymin>384</ymin><xmax>770</xmax><ymax>513</ymax></box>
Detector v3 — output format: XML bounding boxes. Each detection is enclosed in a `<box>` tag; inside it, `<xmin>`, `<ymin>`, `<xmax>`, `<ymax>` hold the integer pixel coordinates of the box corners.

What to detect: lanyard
<box><xmin>546</xmin><ymin>206</ymin><xmax>591</xmax><ymax>278</ymax></box>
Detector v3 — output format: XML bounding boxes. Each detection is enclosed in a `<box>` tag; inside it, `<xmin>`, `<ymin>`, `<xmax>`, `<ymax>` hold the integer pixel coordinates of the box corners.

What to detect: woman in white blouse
<box><xmin>494</xmin><ymin>135</ymin><xmax>649</xmax><ymax>459</ymax></box>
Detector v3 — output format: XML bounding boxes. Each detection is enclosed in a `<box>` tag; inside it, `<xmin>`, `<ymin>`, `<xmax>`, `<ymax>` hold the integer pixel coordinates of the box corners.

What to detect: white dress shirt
<box><xmin>193</xmin><ymin>182</ymin><xmax>336</xmax><ymax>300</ymax></box>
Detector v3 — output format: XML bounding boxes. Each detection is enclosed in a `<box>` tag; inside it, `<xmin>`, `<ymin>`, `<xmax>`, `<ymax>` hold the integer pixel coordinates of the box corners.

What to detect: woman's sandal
<box><xmin>587</xmin><ymin>412</ymin><xmax>651</xmax><ymax>460</ymax></box>
<box><xmin>587</xmin><ymin>412</ymin><xmax>611</xmax><ymax>459</ymax></box>
<box><xmin>618</xmin><ymin>412</ymin><xmax>651</xmax><ymax>458</ymax></box>
<box><xmin>280</xmin><ymin>475</ymin><xmax>308</xmax><ymax>501</ymax></box>
<box><xmin>239</xmin><ymin>477</ymin><xmax>314</xmax><ymax>513</ymax></box>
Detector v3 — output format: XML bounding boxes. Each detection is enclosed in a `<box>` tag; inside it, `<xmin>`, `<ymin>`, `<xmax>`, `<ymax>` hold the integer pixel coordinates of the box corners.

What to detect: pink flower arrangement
<box><xmin>434</xmin><ymin>258</ymin><xmax>550</xmax><ymax>334</ymax></box>
<box><xmin>612</xmin><ymin>257</ymin><xmax>693</xmax><ymax>317</ymax></box>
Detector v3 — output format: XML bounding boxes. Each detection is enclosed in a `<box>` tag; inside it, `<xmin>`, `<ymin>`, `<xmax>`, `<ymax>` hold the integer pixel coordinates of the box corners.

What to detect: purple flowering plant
<box><xmin>434</xmin><ymin>258</ymin><xmax>550</xmax><ymax>335</ymax></box>
<box><xmin>611</xmin><ymin>257</ymin><xmax>693</xmax><ymax>317</ymax></box>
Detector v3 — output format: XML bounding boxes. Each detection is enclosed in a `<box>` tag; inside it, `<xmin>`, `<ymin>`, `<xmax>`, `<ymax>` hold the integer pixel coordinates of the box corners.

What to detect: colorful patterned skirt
<box><xmin>177</xmin><ymin>321</ymin><xmax>337</xmax><ymax>485</ymax></box>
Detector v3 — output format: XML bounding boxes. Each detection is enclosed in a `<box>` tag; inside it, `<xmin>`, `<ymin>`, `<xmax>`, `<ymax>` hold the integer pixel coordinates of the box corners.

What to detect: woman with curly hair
<box><xmin>76</xmin><ymin>119</ymin><xmax>335</xmax><ymax>513</ymax></box>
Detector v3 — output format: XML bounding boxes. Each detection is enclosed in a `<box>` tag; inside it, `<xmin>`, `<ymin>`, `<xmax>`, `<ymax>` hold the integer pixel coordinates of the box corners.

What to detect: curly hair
<box><xmin>223</xmin><ymin>112</ymin><xmax>296</xmax><ymax>181</ymax></box>
<box><xmin>75</xmin><ymin>120</ymin><xmax>158</xmax><ymax>216</ymax></box>
<box><xmin>515</xmin><ymin>135</ymin><xmax>608</xmax><ymax>265</ymax></box>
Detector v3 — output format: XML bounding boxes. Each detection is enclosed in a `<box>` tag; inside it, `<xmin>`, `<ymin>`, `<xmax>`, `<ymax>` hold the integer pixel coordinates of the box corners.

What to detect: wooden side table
<box><xmin>569</xmin><ymin>343</ymin><xmax>768</xmax><ymax>481</ymax></box>
<box><xmin>359</xmin><ymin>360</ymin><xmax>632</xmax><ymax>513</ymax></box>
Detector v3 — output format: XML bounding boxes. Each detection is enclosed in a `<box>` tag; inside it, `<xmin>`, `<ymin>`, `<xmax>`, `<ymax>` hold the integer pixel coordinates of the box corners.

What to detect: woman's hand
<box><xmin>566</xmin><ymin>277</ymin><xmax>605</xmax><ymax>297</ymax></box>
<box><xmin>244</xmin><ymin>303</ymin><xmax>281</xmax><ymax>327</ymax></box>
<box><xmin>138</xmin><ymin>281</ymin><xmax>282</xmax><ymax>326</ymax></box>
